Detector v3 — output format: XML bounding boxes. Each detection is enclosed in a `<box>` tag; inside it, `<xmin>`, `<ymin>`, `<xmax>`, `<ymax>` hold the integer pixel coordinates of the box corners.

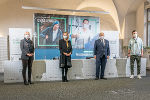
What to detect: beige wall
<box><xmin>122</xmin><ymin>2</ymin><xmax>146</xmax><ymax>46</ymax></box>
<box><xmin>0</xmin><ymin>0</ymin><xmax>120</xmax><ymax>37</ymax></box>
<box><xmin>136</xmin><ymin>2</ymin><xmax>145</xmax><ymax>45</ymax></box>
<box><xmin>123</xmin><ymin>12</ymin><xmax>136</xmax><ymax>46</ymax></box>
<box><xmin>0</xmin><ymin>0</ymin><xmax>35</xmax><ymax>37</ymax></box>
<box><xmin>0</xmin><ymin>0</ymin><xmax>146</xmax><ymax>47</ymax></box>
<box><xmin>136</xmin><ymin>3</ymin><xmax>144</xmax><ymax>38</ymax></box>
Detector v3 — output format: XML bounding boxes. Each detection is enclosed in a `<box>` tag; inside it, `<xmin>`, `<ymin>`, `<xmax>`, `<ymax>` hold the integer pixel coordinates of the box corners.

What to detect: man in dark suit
<box><xmin>40</xmin><ymin>21</ymin><xmax>62</xmax><ymax>45</ymax></box>
<box><xmin>94</xmin><ymin>32</ymin><xmax>110</xmax><ymax>80</ymax></box>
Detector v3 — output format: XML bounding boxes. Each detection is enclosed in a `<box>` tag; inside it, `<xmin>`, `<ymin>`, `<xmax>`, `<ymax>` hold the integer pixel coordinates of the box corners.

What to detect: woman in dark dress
<box><xmin>59</xmin><ymin>32</ymin><xmax>72</xmax><ymax>82</ymax></box>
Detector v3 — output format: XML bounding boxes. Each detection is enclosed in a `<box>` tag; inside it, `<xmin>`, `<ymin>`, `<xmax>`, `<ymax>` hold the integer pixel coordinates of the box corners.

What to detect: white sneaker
<box><xmin>130</xmin><ymin>75</ymin><xmax>134</xmax><ymax>79</ymax></box>
<box><xmin>137</xmin><ymin>75</ymin><xmax>142</xmax><ymax>79</ymax></box>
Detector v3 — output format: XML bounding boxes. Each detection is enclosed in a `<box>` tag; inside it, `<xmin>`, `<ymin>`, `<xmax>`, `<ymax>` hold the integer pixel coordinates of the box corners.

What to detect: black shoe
<box><xmin>28</xmin><ymin>81</ymin><xmax>34</xmax><ymax>84</ymax></box>
<box><xmin>95</xmin><ymin>77</ymin><xmax>99</xmax><ymax>80</ymax></box>
<box><xmin>65</xmin><ymin>79</ymin><xmax>68</xmax><ymax>82</ymax></box>
<box><xmin>24</xmin><ymin>81</ymin><xmax>29</xmax><ymax>85</ymax></box>
<box><xmin>62</xmin><ymin>80</ymin><xmax>65</xmax><ymax>82</ymax></box>
<box><xmin>62</xmin><ymin>76</ymin><xmax>65</xmax><ymax>82</ymax></box>
<box><xmin>100</xmin><ymin>77</ymin><xmax>107</xmax><ymax>80</ymax></box>
<box><xmin>64</xmin><ymin>76</ymin><xmax>68</xmax><ymax>82</ymax></box>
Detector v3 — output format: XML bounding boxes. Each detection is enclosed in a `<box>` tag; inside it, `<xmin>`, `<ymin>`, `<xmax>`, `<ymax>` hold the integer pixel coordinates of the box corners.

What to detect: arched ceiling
<box><xmin>113</xmin><ymin>0</ymin><xmax>146</xmax><ymax>38</ymax></box>
<box><xmin>22</xmin><ymin>0</ymin><xmax>84</xmax><ymax>9</ymax></box>
<box><xmin>0</xmin><ymin>0</ymin><xmax>147</xmax><ymax>31</ymax></box>
<box><xmin>20</xmin><ymin>0</ymin><xmax>120</xmax><ymax>31</ymax></box>
<box><xmin>113</xmin><ymin>0</ymin><xmax>146</xmax><ymax>28</ymax></box>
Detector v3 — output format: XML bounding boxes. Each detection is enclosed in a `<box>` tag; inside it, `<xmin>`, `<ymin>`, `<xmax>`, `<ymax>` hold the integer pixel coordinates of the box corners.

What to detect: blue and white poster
<box><xmin>34</xmin><ymin>13</ymin><xmax>100</xmax><ymax>60</ymax></box>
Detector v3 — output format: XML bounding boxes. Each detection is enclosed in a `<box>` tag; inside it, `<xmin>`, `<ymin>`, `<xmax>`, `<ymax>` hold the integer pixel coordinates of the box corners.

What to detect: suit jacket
<box><xmin>20</xmin><ymin>38</ymin><xmax>34</xmax><ymax>60</ymax></box>
<box><xmin>59</xmin><ymin>39</ymin><xmax>72</xmax><ymax>68</ymax></box>
<box><xmin>40</xmin><ymin>27</ymin><xmax>62</xmax><ymax>45</ymax></box>
<box><xmin>94</xmin><ymin>39</ymin><xmax>110</xmax><ymax>58</ymax></box>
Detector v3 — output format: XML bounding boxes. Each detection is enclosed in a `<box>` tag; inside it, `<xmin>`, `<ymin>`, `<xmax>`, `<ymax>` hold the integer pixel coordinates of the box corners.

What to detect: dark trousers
<box><xmin>22</xmin><ymin>58</ymin><xmax>33</xmax><ymax>82</ymax></box>
<box><xmin>130</xmin><ymin>55</ymin><xmax>141</xmax><ymax>75</ymax></box>
<box><xmin>62</xmin><ymin>67</ymin><xmax>68</xmax><ymax>81</ymax></box>
<box><xmin>61</xmin><ymin>56</ymin><xmax>69</xmax><ymax>81</ymax></box>
<box><xmin>96</xmin><ymin>55</ymin><xmax>107</xmax><ymax>78</ymax></box>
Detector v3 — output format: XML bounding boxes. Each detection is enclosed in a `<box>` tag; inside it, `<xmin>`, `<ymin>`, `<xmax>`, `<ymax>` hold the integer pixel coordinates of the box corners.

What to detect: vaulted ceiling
<box><xmin>0</xmin><ymin>0</ymin><xmax>146</xmax><ymax>31</ymax></box>
<box><xmin>113</xmin><ymin>0</ymin><xmax>146</xmax><ymax>30</ymax></box>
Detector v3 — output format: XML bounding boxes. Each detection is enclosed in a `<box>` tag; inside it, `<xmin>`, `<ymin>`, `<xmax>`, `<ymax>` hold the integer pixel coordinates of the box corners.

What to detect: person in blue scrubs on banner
<box><xmin>94</xmin><ymin>32</ymin><xmax>110</xmax><ymax>80</ymax></box>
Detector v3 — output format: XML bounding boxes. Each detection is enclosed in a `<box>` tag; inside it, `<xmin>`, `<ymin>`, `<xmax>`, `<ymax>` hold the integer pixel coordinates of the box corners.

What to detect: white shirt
<box><xmin>53</xmin><ymin>29</ymin><xmax>58</xmax><ymax>41</ymax></box>
<box><xmin>77</xmin><ymin>28</ymin><xmax>92</xmax><ymax>44</ymax></box>
<box><xmin>128</xmin><ymin>37</ymin><xmax>143</xmax><ymax>55</ymax></box>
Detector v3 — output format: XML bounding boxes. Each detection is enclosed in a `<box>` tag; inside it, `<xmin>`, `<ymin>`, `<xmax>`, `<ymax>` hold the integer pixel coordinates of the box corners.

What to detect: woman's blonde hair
<box><xmin>63</xmin><ymin>32</ymin><xmax>68</xmax><ymax>35</ymax></box>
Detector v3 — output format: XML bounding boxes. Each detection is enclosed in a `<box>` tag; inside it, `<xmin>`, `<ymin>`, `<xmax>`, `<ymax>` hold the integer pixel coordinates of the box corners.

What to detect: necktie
<box><xmin>101</xmin><ymin>39</ymin><xmax>104</xmax><ymax>46</ymax></box>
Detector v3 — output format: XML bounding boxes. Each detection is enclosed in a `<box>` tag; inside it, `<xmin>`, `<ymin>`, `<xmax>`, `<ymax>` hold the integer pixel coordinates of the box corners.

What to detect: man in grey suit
<box><xmin>94</xmin><ymin>32</ymin><xmax>110</xmax><ymax>80</ymax></box>
<box><xmin>20</xmin><ymin>32</ymin><xmax>34</xmax><ymax>85</ymax></box>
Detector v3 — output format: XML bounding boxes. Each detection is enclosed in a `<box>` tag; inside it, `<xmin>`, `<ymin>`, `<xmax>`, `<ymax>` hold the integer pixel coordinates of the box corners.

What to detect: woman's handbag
<box><xmin>59</xmin><ymin>55</ymin><xmax>65</xmax><ymax>68</ymax></box>
<box><xmin>67</xmin><ymin>56</ymin><xmax>72</xmax><ymax>68</ymax></box>
<box><xmin>67</xmin><ymin>61</ymin><xmax>72</xmax><ymax>68</ymax></box>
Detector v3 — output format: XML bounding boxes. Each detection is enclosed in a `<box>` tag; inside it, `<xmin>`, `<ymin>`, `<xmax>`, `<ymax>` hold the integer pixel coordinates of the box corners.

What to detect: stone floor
<box><xmin>0</xmin><ymin>71</ymin><xmax>150</xmax><ymax>100</ymax></box>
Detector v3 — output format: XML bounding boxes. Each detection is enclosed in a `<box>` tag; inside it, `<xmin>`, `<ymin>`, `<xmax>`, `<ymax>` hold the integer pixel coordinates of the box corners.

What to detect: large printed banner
<box><xmin>34</xmin><ymin>13</ymin><xmax>119</xmax><ymax>60</ymax></box>
<box><xmin>102</xmin><ymin>31</ymin><xmax>119</xmax><ymax>58</ymax></box>
<box><xmin>34</xmin><ymin>13</ymin><xmax>100</xmax><ymax>59</ymax></box>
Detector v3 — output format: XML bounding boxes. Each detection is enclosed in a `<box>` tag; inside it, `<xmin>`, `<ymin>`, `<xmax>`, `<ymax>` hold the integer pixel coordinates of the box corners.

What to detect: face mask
<box><xmin>63</xmin><ymin>36</ymin><xmax>68</xmax><ymax>39</ymax></box>
<box><xmin>99</xmin><ymin>36</ymin><xmax>104</xmax><ymax>40</ymax></box>
<box><xmin>133</xmin><ymin>34</ymin><xmax>137</xmax><ymax>38</ymax></box>
<box><xmin>83</xmin><ymin>24</ymin><xmax>89</xmax><ymax>29</ymax></box>
<box><xmin>25</xmin><ymin>35</ymin><xmax>30</xmax><ymax>39</ymax></box>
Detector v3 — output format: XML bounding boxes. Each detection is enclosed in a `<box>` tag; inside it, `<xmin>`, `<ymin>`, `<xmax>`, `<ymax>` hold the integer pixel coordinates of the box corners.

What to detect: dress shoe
<box><xmin>64</xmin><ymin>76</ymin><xmax>68</xmax><ymax>82</ymax></box>
<box><xmin>65</xmin><ymin>79</ymin><xmax>68</xmax><ymax>82</ymax></box>
<box><xmin>100</xmin><ymin>77</ymin><xmax>107</xmax><ymax>80</ymax></box>
<box><xmin>28</xmin><ymin>81</ymin><xmax>34</xmax><ymax>84</ymax></box>
<box><xmin>62</xmin><ymin>80</ymin><xmax>65</xmax><ymax>82</ymax></box>
<box><xmin>62</xmin><ymin>76</ymin><xmax>65</xmax><ymax>82</ymax></box>
<box><xmin>24</xmin><ymin>81</ymin><xmax>29</xmax><ymax>85</ymax></box>
<box><xmin>95</xmin><ymin>77</ymin><xmax>99</xmax><ymax>80</ymax></box>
